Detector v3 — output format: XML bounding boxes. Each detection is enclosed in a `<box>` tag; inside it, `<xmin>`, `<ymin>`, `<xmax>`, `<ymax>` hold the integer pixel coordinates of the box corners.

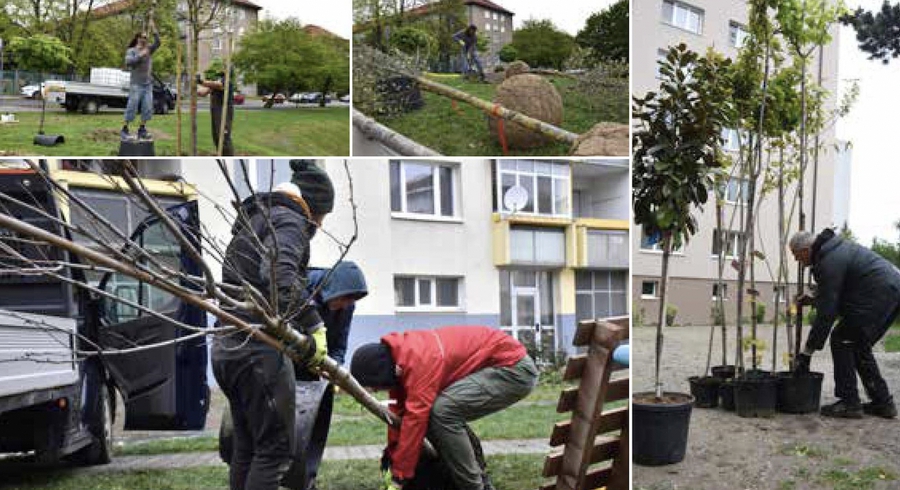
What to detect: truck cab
<box><xmin>0</xmin><ymin>164</ymin><xmax>209</xmax><ymax>464</ymax></box>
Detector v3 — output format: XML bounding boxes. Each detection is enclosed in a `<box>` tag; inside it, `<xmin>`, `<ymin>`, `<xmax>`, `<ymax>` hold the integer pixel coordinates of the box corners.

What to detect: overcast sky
<box><xmin>252</xmin><ymin>0</ymin><xmax>352</xmax><ymax>38</ymax></box>
<box><xmin>500</xmin><ymin>0</ymin><xmax>620</xmax><ymax>35</ymax></box>
<box><xmin>837</xmin><ymin>0</ymin><xmax>900</xmax><ymax>245</ymax></box>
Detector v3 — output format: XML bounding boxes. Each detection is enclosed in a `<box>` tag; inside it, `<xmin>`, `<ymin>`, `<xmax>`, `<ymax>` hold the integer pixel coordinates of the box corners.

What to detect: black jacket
<box><xmin>222</xmin><ymin>192</ymin><xmax>323</xmax><ymax>335</ymax></box>
<box><xmin>307</xmin><ymin>262</ymin><xmax>368</xmax><ymax>365</ymax></box>
<box><xmin>807</xmin><ymin>229</ymin><xmax>900</xmax><ymax>350</ymax></box>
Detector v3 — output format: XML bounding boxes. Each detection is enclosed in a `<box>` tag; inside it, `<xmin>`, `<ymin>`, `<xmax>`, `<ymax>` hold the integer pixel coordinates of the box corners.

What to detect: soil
<box><xmin>633</xmin><ymin>324</ymin><xmax>900</xmax><ymax>490</ymax></box>
<box><xmin>634</xmin><ymin>392</ymin><xmax>695</xmax><ymax>405</ymax></box>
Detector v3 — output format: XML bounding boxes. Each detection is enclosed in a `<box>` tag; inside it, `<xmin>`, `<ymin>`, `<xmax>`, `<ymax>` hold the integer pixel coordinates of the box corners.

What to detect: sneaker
<box><xmin>863</xmin><ymin>398</ymin><xmax>898</xmax><ymax>419</ymax></box>
<box><xmin>120</xmin><ymin>127</ymin><xmax>130</xmax><ymax>140</ymax></box>
<box><xmin>821</xmin><ymin>399</ymin><xmax>864</xmax><ymax>419</ymax></box>
<box><xmin>137</xmin><ymin>126</ymin><xmax>151</xmax><ymax>140</ymax></box>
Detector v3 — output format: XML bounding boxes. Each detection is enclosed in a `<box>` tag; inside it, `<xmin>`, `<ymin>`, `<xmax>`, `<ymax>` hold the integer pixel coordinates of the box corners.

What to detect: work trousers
<box><xmin>125</xmin><ymin>83</ymin><xmax>153</xmax><ymax>123</ymax></box>
<box><xmin>831</xmin><ymin>324</ymin><xmax>892</xmax><ymax>404</ymax></box>
<box><xmin>211</xmin><ymin>102</ymin><xmax>235</xmax><ymax>156</ymax></box>
<box><xmin>426</xmin><ymin>355</ymin><xmax>539</xmax><ymax>490</ymax></box>
<box><xmin>213</xmin><ymin>335</ymin><xmax>296</xmax><ymax>490</ymax></box>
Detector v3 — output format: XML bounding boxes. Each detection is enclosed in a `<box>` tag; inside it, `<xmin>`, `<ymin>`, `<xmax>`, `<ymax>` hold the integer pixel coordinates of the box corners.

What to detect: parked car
<box><xmin>339</xmin><ymin>94</ymin><xmax>350</xmax><ymax>103</ymax></box>
<box><xmin>20</xmin><ymin>84</ymin><xmax>42</xmax><ymax>99</ymax></box>
<box><xmin>262</xmin><ymin>93</ymin><xmax>286</xmax><ymax>104</ymax></box>
<box><xmin>233</xmin><ymin>92</ymin><xmax>245</xmax><ymax>105</ymax></box>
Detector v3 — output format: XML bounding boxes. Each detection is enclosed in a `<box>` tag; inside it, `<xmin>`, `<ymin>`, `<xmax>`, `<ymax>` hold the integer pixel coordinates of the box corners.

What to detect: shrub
<box><xmin>665</xmin><ymin>304</ymin><xmax>678</xmax><ymax>327</ymax></box>
<box><xmin>755</xmin><ymin>303</ymin><xmax>766</xmax><ymax>323</ymax></box>
<box><xmin>633</xmin><ymin>301</ymin><xmax>645</xmax><ymax>327</ymax></box>
<box><xmin>499</xmin><ymin>44</ymin><xmax>518</xmax><ymax>63</ymax></box>
<box><xmin>710</xmin><ymin>304</ymin><xmax>725</xmax><ymax>325</ymax></box>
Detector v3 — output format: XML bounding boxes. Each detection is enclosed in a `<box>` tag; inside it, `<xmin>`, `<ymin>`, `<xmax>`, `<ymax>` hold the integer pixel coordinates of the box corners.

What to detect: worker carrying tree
<box><xmin>121</xmin><ymin>24</ymin><xmax>161</xmax><ymax>141</ymax></box>
<box><xmin>198</xmin><ymin>59</ymin><xmax>235</xmax><ymax>156</ymax></box>
<box><xmin>790</xmin><ymin>228</ymin><xmax>899</xmax><ymax>419</ymax></box>
<box><xmin>351</xmin><ymin>325</ymin><xmax>539</xmax><ymax>490</ymax></box>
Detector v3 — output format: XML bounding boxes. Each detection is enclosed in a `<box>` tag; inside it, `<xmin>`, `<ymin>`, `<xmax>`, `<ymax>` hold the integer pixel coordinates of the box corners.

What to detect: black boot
<box><xmin>863</xmin><ymin>397</ymin><xmax>898</xmax><ymax>419</ymax></box>
<box><xmin>821</xmin><ymin>399</ymin><xmax>864</xmax><ymax>419</ymax></box>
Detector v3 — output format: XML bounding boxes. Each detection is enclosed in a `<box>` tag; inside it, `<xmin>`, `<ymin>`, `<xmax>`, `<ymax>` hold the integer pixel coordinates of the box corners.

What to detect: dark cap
<box><xmin>290</xmin><ymin>160</ymin><xmax>334</xmax><ymax>216</ymax></box>
<box><xmin>350</xmin><ymin>342</ymin><xmax>398</xmax><ymax>388</ymax></box>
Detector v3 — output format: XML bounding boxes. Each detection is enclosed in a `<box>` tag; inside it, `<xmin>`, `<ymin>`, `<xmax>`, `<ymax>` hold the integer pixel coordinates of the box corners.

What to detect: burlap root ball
<box><xmin>569</xmin><ymin>122</ymin><xmax>630</xmax><ymax>157</ymax></box>
<box><xmin>504</xmin><ymin>60</ymin><xmax>531</xmax><ymax>79</ymax></box>
<box><xmin>488</xmin><ymin>74</ymin><xmax>563</xmax><ymax>150</ymax></box>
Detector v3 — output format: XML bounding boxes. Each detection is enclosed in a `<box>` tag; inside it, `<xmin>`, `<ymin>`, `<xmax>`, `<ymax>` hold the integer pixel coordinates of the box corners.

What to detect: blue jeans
<box><xmin>125</xmin><ymin>83</ymin><xmax>153</xmax><ymax>123</ymax></box>
<box><xmin>459</xmin><ymin>47</ymin><xmax>484</xmax><ymax>78</ymax></box>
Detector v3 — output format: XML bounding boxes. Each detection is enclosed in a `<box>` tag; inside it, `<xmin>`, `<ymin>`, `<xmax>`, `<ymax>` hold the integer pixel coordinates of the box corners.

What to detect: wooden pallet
<box><xmin>541</xmin><ymin>316</ymin><xmax>629</xmax><ymax>490</ymax></box>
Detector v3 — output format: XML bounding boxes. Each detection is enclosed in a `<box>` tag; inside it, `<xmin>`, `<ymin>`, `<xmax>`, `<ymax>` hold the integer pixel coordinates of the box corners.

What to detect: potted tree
<box><xmin>632</xmin><ymin>43</ymin><xmax>733</xmax><ymax>466</ymax></box>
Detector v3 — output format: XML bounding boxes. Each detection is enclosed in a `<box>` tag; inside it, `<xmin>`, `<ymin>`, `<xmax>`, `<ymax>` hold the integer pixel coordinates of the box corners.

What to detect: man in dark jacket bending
<box><xmin>790</xmin><ymin>228</ymin><xmax>900</xmax><ymax>419</ymax></box>
<box><xmin>213</xmin><ymin>160</ymin><xmax>334</xmax><ymax>490</ymax></box>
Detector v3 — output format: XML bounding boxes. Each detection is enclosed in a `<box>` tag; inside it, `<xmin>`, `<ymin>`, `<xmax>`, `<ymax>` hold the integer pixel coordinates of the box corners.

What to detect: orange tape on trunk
<box><xmin>492</xmin><ymin>104</ymin><xmax>509</xmax><ymax>156</ymax></box>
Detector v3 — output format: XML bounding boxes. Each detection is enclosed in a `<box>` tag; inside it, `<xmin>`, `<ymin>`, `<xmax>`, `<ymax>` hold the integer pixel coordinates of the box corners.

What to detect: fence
<box><xmin>541</xmin><ymin>316</ymin><xmax>630</xmax><ymax>490</ymax></box>
<box><xmin>0</xmin><ymin>70</ymin><xmax>88</xmax><ymax>96</ymax></box>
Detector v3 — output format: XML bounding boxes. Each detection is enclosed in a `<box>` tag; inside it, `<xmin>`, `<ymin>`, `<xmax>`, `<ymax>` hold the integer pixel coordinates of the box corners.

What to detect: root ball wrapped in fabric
<box><xmin>570</xmin><ymin>122</ymin><xmax>629</xmax><ymax>157</ymax></box>
<box><xmin>488</xmin><ymin>74</ymin><xmax>563</xmax><ymax>150</ymax></box>
<box><xmin>504</xmin><ymin>61</ymin><xmax>530</xmax><ymax>79</ymax></box>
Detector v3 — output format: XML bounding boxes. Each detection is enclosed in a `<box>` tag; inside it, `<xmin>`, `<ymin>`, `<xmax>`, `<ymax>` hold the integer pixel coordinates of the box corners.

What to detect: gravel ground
<box><xmin>633</xmin><ymin>324</ymin><xmax>900</xmax><ymax>490</ymax></box>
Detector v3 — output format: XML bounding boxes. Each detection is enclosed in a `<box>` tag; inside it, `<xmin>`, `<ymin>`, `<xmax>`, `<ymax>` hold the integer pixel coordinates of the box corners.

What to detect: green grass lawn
<box><xmin>116</xmin><ymin>376</ymin><xmax>575</xmax><ymax>457</ymax></box>
<box><xmin>884</xmin><ymin>334</ymin><xmax>900</xmax><ymax>353</ymax></box>
<box><xmin>372</xmin><ymin>73</ymin><xmax>627</xmax><ymax>156</ymax></box>
<box><xmin>0</xmin><ymin>108</ymin><xmax>349</xmax><ymax>156</ymax></box>
<box><xmin>2</xmin><ymin>454</ymin><xmax>548</xmax><ymax>490</ymax></box>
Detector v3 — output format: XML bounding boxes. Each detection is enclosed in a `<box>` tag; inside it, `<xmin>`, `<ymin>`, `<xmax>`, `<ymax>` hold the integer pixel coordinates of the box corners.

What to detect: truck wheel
<box><xmin>81</xmin><ymin>99</ymin><xmax>99</xmax><ymax>115</ymax></box>
<box><xmin>71</xmin><ymin>385</ymin><xmax>113</xmax><ymax>465</ymax></box>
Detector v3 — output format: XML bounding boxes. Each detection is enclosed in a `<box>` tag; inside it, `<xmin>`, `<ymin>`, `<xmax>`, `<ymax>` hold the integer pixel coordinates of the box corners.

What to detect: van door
<box><xmin>97</xmin><ymin>201</ymin><xmax>209</xmax><ymax>430</ymax></box>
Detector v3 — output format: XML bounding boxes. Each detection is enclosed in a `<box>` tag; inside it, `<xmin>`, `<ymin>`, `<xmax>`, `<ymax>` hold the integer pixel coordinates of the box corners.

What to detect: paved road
<box><xmin>0</xmin><ymin>96</ymin><xmax>349</xmax><ymax>113</ymax></box>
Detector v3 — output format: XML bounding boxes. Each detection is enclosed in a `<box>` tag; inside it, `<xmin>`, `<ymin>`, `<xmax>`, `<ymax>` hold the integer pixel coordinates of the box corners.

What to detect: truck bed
<box><xmin>0</xmin><ymin>310</ymin><xmax>78</xmax><ymax>399</ymax></box>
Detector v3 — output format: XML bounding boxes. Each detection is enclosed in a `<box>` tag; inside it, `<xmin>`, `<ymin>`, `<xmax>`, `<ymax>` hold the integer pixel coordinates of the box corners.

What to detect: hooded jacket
<box><xmin>807</xmin><ymin>228</ymin><xmax>900</xmax><ymax>350</ymax></box>
<box><xmin>308</xmin><ymin>261</ymin><xmax>368</xmax><ymax>364</ymax></box>
<box><xmin>382</xmin><ymin>326</ymin><xmax>527</xmax><ymax>480</ymax></box>
<box><xmin>222</xmin><ymin>192</ymin><xmax>323</xmax><ymax>335</ymax></box>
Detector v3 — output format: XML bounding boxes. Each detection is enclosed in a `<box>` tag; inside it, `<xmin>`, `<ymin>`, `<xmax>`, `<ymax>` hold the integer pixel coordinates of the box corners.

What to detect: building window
<box><xmin>485</xmin><ymin>10</ymin><xmax>490</xmax><ymax>18</ymax></box>
<box><xmin>655</xmin><ymin>49</ymin><xmax>668</xmax><ymax>78</ymax></box>
<box><xmin>720</xmin><ymin>177</ymin><xmax>750</xmax><ymax>204</ymax></box>
<box><xmin>485</xmin><ymin>23</ymin><xmax>492</xmax><ymax>31</ymax></box>
<box><xmin>721</xmin><ymin>128</ymin><xmax>741</xmax><ymax>152</ymax></box>
<box><xmin>639</xmin><ymin>228</ymin><xmax>683</xmax><ymax>253</ymax></box>
<box><xmin>729</xmin><ymin>22</ymin><xmax>749</xmax><ymax>48</ymax></box>
<box><xmin>641</xmin><ymin>281</ymin><xmax>659</xmax><ymax>299</ymax></box>
<box><xmin>394</xmin><ymin>276</ymin><xmax>462</xmax><ymax>309</ymax></box>
<box><xmin>711</xmin><ymin>229</ymin><xmax>745</xmax><ymax>258</ymax></box>
<box><xmin>390</xmin><ymin>161</ymin><xmax>458</xmax><ymax>218</ymax></box>
<box><xmin>501</xmin><ymin>26</ymin><xmax>505</xmax><ymax>33</ymax></box>
<box><xmin>661</xmin><ymin>0</ymin><xmax>703</xmax><ymax>34</ymax></box>
<box><xmin>773</xmin><ymin>285</ymin><xmax>787</xmax><ymax>303</ymax></box>
<box><xmin>493</xmin><ymin>12</ymin><xmax>498</xmax><ymax>20</ymax></box>
<box><xmin>576</xmin><ymin>270</ymin><xmax>628</xmax><ymax>320</ymax></box>
<box><xmin>497</xmin><ymin>160</ymin><xmax>571</xmax><ymax>217</ymax></box>
<box><xmin>712</xmin><ymin>283</ymin><xmax>728</xmax><ymax>301</ymax></box>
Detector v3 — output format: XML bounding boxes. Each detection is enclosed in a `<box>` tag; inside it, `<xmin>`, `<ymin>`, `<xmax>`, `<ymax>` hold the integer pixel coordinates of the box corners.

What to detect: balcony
<box><xmin>574</xmin><ymin>218</ymin><xmax>629</xmax><ymax>269</ymax></box>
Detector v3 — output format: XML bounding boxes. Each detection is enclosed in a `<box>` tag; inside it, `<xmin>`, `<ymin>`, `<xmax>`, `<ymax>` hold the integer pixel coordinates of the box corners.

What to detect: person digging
<box><xmin>214</xmin><ymin>161</ymin><xmax>335</xmax><ymax>490</ymax></box>
<box><xmin>300</xmin><ymin>261</ymin><xmax>369</xmax><ymax>490</ymax></box>
<box><xmin>198</xmin><ymin>59</ymin><xmax>235</xmax><ymax>156</ymax></box>
<box><xmin>789</xmin><ymin>229</ymin><xmax>899</xmax><ymax>419</ymax></box>
<box><xmin>452</xmin><ymin>25</ymin><xmax>485</xmax><ymax>82</ymax></box>
<box><xmin>122</xmin><ymin>28</ymin><xmax>161</xmax><ymax>141</ymax></box>
<box><xmin>350</xmin><ymin>325</ymin><xmax>539</xmax><ymax>490</ymax></box>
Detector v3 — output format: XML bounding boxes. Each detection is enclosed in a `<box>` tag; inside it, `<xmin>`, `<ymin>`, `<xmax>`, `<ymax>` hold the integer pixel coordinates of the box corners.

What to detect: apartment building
<box><xmin>632</xmin><ymin>0</ymin><xmax>850</xmax><ymax>326</ymax></box>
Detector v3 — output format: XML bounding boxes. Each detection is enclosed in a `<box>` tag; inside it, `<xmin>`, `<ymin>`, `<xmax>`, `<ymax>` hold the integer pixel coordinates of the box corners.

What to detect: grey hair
<box><xmin>789</xmin><ymin>231</ymin><xmax>815</xmax><ymax>252</ymax></box>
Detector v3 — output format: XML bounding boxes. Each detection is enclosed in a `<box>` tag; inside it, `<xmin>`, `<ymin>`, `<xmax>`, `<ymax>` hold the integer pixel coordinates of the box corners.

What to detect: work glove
<box><xmin>306</xmin><ymin>326</ymin><xmax>328</xmax><ymax>368</ymax></box>
<box><xmin>380</xmin><ymin>471</ymin><xmax>405</xmax><ymax>490</ymax></box>
<box><xmin>457</xmin><ymin>39</ymin><xmax>466</xmax><ymax>47</ymax></box>
<box><xmin>792</xmin><ymin>352</ymin><xmax>811</xmax><ymax>374</ymax></box>
<box><xmin>794</xmin><ymin>293</ymin><xmax>814</xmax><ymax>307</ymax></box>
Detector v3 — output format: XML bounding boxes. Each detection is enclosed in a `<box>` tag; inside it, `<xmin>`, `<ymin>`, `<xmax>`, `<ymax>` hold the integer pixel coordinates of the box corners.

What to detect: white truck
<box><xmin>0</xmin><ymin>166</ymin><xmax>208</xmax><ymax>465</ymax></box>
<box><xmin>47</xmin><ymin>68</ymin><xmax>176</xmax><ymax>115</ymax></box>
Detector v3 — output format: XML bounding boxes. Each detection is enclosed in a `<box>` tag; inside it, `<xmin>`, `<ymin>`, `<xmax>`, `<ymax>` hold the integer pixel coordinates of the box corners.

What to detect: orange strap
<box><xmin>491</xmin><ymin>104</ymin><xmax>509</xmax><ymax>156</ymax></box>
<box><xmin>450</xmin><ymin>99</ymin><xmax>465</xmax><ymax>116</ymax></box>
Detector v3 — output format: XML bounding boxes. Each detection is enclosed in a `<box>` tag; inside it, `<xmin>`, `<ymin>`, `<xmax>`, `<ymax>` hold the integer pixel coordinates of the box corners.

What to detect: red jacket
<box><xmin>382</xmin><ymin>325</ymin><xmax>527</xmax><ymax>480</ymax></box>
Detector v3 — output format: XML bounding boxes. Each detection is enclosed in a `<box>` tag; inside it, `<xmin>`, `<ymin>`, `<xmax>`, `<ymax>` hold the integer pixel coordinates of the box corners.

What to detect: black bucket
<box><xmin>776</xmin><ymin>371</ymin><xmax>824</xmax><ymax>414</ymax></box>
<box><xmin>711</xmin><ymin>365</ymin><xmax>736</xmax><ymax>380</ymax></box>
<box><xmin>719</xmin><ymin>379</ymin><xmax>736</xmax><ymax>411</ymax></box>
<box><xmin>734</xmin><ymin>372</ymin><xmax>778</xmax><ymax>418</ymax></box>
<box><xmin>33</xmin><ymin>134</ymin><xmax>64</xmax><ymax>146</ymax></box>
<box><xmin>688</xmin><ymin>376</ymin><xmax>721</xmax><ymax>408</ymax></box>
<box><xmin>633</xmin><ymin>392</ymin><xmax>694</xmax><ymax>466</ymax></box>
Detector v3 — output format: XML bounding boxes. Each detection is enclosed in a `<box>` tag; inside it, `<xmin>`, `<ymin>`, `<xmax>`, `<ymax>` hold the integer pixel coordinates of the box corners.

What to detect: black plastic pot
<box><xmin>33</xmin><ymin>134</ymin><xmax>64</xmax><ymax>146</ymax></box>
<box><xmin>633</xmin><ymin>392</ymin><xmax>694</xmax><ymax>466</ymax></box>
<box><xmin>688</xmin><ymin>376</ymin><xmax>721</xmax><ymax>408</ymax></box>
<box><xmin>711</xmin><ymin>365</ymin><xmax>736</xmax><ymax>380</ymax></box>
<box><xmin>719</xmin><ymin>379</ymin><xmax>736</xmax><ymax>411</ymax></box>
<box><xmin>776</xmin><ymin>371</ymin><xmax>824</xmax><ymax>414</ymax></box>
<box><xmin>734</xmin><ymin>371</ymin><xmax>778</xmax><ymax>418</ymax></box>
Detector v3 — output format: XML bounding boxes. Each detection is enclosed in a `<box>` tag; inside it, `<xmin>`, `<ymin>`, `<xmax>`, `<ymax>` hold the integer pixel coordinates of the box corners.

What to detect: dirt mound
<box><xmin>504</xmin><ymin>61</ymin><xmax>530</xmax><ymax>79</ymax></box>
<box><xmin>488</xmin><ymin>74</ymin><xmax>563</xmax><ymax>150</ymax></box>
<box><xmin>570</xmin><ymin>122</ymin><xmax>629</xmax><ymax>157</ymax></box>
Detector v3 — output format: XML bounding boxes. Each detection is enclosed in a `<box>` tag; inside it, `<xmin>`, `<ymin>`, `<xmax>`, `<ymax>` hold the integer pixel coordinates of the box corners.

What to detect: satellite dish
<box><xmin>503</xmin><ymin>185</ymin><xmax>529</xmax><ymax>213</ymax></box>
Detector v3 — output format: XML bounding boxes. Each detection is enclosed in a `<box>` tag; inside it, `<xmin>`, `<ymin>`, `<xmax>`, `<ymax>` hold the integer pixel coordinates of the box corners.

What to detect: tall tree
<box><xmin>842</xmin><ymin>1</ymin><xmax>900</xmax><ymax>63</ymax></box>
<box><xmin>576</xmin><ymin>0</ymin><xmax>628</xmax><ymax>64</ymax></box>
<box><xmin>8</xmin><ymin>34</ymin><xmax>72</xmax><ymax>134</ymax></box>
<box><xmin>182</xmin><ymin>0</ymin><xmax>227</xmax><ymax>154</ymax></box>
<box><xmin>511</xmin><ymin>19</ymin><xmax>575</xmax><ymax>70</ymax></box>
